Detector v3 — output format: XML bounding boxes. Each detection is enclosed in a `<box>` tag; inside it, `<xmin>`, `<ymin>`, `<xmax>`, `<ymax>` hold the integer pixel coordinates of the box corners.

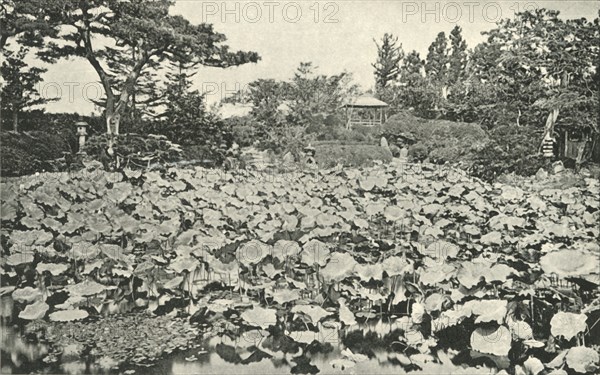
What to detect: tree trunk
<box><xmin>12</xmin><ymin>110</ymin><xmax>18</xmax><ymax>132</ymax></box>
<box><xmin>539</xmin><ymin>107</ymin><xmax>560</xmax><ymax>153</ymax></box>
<box><xmin>111</xmin><ymin>63</ymin><xmax>147</xmax><ymax>135</ymax></box>
<box><xmin>441</xmin><ymin>85</ymin><xmax>448</xmax><ymax>99</ymax></box>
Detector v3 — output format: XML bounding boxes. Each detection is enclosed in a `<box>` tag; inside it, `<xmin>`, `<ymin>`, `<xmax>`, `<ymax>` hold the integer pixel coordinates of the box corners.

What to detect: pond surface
<box><xmin>2</xmin><ymin>299</ymin><xmax>501</xmax><ymax>375</ymax></box>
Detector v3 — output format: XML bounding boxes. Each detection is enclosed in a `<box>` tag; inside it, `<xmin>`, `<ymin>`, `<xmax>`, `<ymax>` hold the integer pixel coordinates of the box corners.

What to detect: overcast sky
<box><xmin>36</xmin><ymin>0</ymin><xmax>599</xmax><ymax>114</ymax></box>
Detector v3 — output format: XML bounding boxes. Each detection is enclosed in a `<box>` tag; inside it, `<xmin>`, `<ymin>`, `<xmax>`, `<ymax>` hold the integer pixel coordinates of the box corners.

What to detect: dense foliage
<box><xmin>375</xmin><ymin>10</ymin><xmax>599</xmax><ymax>129</ymax></box>
<box><xmin>82</xmin><ymin>133</ymin><xmax>183</xmax><ymax>170</ymax></box>
<box><xmin>1</xmin><ymin>163</ymin><xmax>598</xmax><ymax>372</ymax></box>
<box><xmin>0</xmin><ymin>131</ymin><xmax>74</xmax><ymax>176</ymax></box>
<box><xmin>313</xmin><ymin>143</ymin><xmax>393</xmax><ymax>168</ymax></box>
<box><xmin>0</xmin><ymin>46</ymin><xmax>50</xmax><ymax>131</ymax></box>
<box><xmin>471</xmin><ymin>126</ymin><xmax>553</xmax><ymax>182</ymax></box>
<box><xmin>382</xmin><ymin>111</ymin><xmax>488</xmax><ymax>165</ymax></box>
<box><xmin>373</xmin><ymin>9</ymin><xmax>599</xmax><ymax>167</ymax></box>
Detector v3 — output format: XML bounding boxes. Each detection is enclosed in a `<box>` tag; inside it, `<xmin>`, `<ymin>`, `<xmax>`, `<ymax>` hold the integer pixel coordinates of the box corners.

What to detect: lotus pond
<box><xmin>1</xmin><ymin>161</ymin><xmax>599</xmax><ymax>374</ymax></box>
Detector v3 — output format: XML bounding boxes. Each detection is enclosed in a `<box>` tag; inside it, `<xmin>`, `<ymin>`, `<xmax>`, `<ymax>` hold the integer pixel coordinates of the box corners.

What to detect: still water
<box><xmin>1</xmin><ymin>295</ymin><xmax>498</xmax><ymax>374</ymax></box>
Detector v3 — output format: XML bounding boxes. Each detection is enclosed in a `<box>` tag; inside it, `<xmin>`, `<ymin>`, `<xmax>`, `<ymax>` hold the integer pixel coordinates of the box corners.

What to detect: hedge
<box><xmin>0</xmin><ymin>131</ymin><xmax>74</xmax><ymax>177</ymax></box>
<box><xmin>314</xmin><ymin>143</ymin><xmax>393</xmax><ymax>168</ymax></box>
<box><xmin>382</xmin><ymin>111</ymin><xmax>488</xmax><ymax>165</ymax></box>
<box><xmin>82</xmin><ymin>133</ymin><xmax>183</xmax><ymax>170</ymax></box>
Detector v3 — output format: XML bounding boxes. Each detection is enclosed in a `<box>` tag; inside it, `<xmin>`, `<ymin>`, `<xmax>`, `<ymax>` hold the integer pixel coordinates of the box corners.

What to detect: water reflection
<box><xmin>157</xmin><ymin>318</ymin><xmax>498</xmax><ymax>375</ymax></box>
<box><xmin>1</xmin><ymin>324</ymin><xmax>50</xmax><ymax>374</ymax></box>
<box><xmin>1</xmin><ymin>293</ymin><xmax>497</xmax><ymax>375</ymax></box>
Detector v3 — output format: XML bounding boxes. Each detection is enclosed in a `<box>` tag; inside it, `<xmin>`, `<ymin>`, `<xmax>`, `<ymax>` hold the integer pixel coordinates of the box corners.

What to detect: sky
<box><xmin>32</xmin><ymin>0</ymin><xmax>600</xmax><ymax>114</ymax></box>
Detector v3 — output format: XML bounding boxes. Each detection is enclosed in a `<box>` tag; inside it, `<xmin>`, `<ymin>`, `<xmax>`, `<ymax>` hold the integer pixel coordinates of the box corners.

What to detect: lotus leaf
<box><xmin>470</xmin><ymin>325</ymin><xmax>511</xmax><ymax>356</ymax></box>
<box><xmin>320</xmin><ymin>252</ymin><xmax>357</xmax><ymax>282</ymax></box>
<box><xmin>236</xmin><ymin>240</ymin><xmax>270</xmax><ymax>265</ymax></box>
<box><xmin>565</xmin><ymin>346</ymin><xmax>599</xmax><ymax>373</ymax></box>
<box><xmin>541</xmin><ymin>250</ymin><xmax>599</xmax><ymax>277</ymax></box>
<box><xmin>49</xmin><ymin>309</ymin><xmax>89</xmax><ymax>322</ymax></box>
<box><xmin>12</xmin><ymin>287</ymin><xmax>42</xmax><ymax>303</ymax></box>
<box><xmin>550</xmin><ymin>312</ymin><xmax>587</xmax><ymax>340</ymax></box>
<box><xmin>18</xmin><ymin>301</ymin><xmax>49</xmax><ymax>320</ymax></box>
<box><xmin>301</xmin><ymin>240</ymin><xmax>330</xmax><ymax>267</ymax></box>
<box><xmin>36</xmin><ymin>263</ymin><xmax>69</xmax><ymax>275</ymax></box>
<box><xmin>240</xmin><ymin>305</ymin><xmax>277</xmax><ymax>329</ymax></box>
<box><xmin>338</xmin><ymin>298</ymin><xmax>357</xmax><ymax>326</ymax></box>
<box><xmin>68</xmin><ymin>281</ymin><xmax>106</xmax><ymax>297</ymax></box>
<box><xmin>270</xmin><ymin>289</ymin><xmax>301</xmax><ymax>304</ymax></box>
<box><xmin>291</xmin><ymin>304</ymin><xmax>333</xmax><ymax>323</ymax></box>
<box><xmin>6</xmin><ymin>252</ymin><xmax>35</xmax><ymax>266</ymax></box>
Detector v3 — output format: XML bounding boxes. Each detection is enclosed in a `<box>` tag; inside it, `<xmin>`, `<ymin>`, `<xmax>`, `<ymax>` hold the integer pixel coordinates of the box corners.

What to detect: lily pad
<box><xmin>540</xmin><ymin>250</ymin><xmax>599</xmax><ymax>277</ymax></box>
<box><xmin>292</xmin><ymin>304</ymin><xmax>333</xmax><ymax>323</ymax></box>
<box><xmin>240</xmin><ymin>306</ymin><xmax>277</xmax><ymax>329</ymax></box>
<box><xmin>49</xmin><ymin>309</ymin><xmax>89</xmax><ymax>322</ymax></box>
<box><xmin>550</xmin><ymin>312</ymin><xmax>587</xmax><ymax>340</ymax></box>
<box><xmin>470</xmin><ymin>325</ymin><xmax>511</xmax><ymax>356</ymax></box>
<box><xmin>12</xmin><ymin>287</ymin><xmax>42</xmax><ymax>304</ymax></box>
<box><xmin>18</xmin><ymin>301</ymin><xmax>49</xmax><ymax>320</ymax></box>
<box><xmin>565</xmin><ymin>346</ymin><xmax>599</xmax><ymax>373</ymax></box>
<box><xmin>36</xmin><ymin>263</ymin><xmax>69</xmax><ymax>276</ymax></box>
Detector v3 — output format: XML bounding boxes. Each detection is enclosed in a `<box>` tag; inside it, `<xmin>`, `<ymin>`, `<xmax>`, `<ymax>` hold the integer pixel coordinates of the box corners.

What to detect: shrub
<box><xmin>0</xmin><ymin>131</ymin><xmax>74</xmax><ymax>176</ymax></box>
<box><xmin>229</xmin><ymin>123</ymin><xmax>258</xmax><ymax>148</ymax></box>
<box><xmin>314</xmin><ymin>143</ymin><xmax>392</xmax><ymax>168</ymax></box>
<box><xmin>408</xmin><ymin>143</ymin><xmax>429</xmax><ymax>162</ymax></box>
<box><xmin>306</xmin><ymin>122</ymin><xmax>378</xmax><ymax>144</ymax></box>
<box><xmin>471</xmin><ymin>125</ymin><xmax>552</xmax><ymax>181</ymax></box>
<box><xmin>5</xmin><ymin>110</ymin><xmax>104</xmax><ymax>137</ymax></box>
<box><xmin>181</xmin><ymin>143</ymin><xmax>237</xmax><ymax>168</ymax></box>
<box><xmin>382</xmin><ymin>111</ymin><xmax>488</xmax><ymax>164</ymax></box>
<box><xmin>82</xmin><ymin>133</ymin><xmax>183</xmax><ymax>170</ymax></box>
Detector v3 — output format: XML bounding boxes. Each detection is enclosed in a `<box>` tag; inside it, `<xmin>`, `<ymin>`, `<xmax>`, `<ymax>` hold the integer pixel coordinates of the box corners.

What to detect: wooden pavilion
<box><xmin>343</xmin><ymin>96</ymin><xmax>389</xmax><ymax>129</ymax></box>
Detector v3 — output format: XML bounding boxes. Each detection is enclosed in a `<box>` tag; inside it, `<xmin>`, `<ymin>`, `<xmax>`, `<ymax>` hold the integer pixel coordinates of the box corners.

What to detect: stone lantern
<box><xmin>75</xmin><ymin>121</ymin><xmax>88</xmax><ymax>152</ymax></box>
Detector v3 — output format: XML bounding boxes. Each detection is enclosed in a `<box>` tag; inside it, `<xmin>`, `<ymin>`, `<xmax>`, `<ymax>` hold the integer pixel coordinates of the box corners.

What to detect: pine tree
<box><xmin>372</xmin><ymin>33</ymin><xmax>404</xmax><ymax>91</ymax></box>
<box><xmin>448</xmin><ymin>26</ymin><xmax>468</xmax><ymax>84</ymax></box>
<box><xmin>401</xmin><ymin>50</ymin><xmax>425</xmax><ymax>81</ymax></box>
<box><xmin>42</xmin><ymin>0</ymin><xmax>259</xmax><ymax>135</ymax></box>
<box><xmin>425</xmin><ymin>32</ymin><xmax>449</xmax><ymax>83</ymax></box>
<box><xmin>0</xmin><ymin>45</ymin><xmax>51</xmax><ymax>131</ymax></box>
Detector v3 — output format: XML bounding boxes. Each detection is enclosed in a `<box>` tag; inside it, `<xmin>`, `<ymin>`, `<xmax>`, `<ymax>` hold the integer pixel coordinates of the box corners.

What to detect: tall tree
<box><xmin>1</xmin><ymin>1</ymin><xmax>62</xmax><ymax>130</ymax></box>
<box><xmin>0</xmin><ymin>46</ymin><xmax>51</xmax><ymax>131</ymax></box>
<box><xmin>286</xmin><ymin>62</ymin><xmax>359</xmax><ymax>124</ymax></box>
<box><xmin>45</xmin><ymin>0</ymin><xmax>259</xmax><ymax>136</ymax></box>
<box><xmin>372</xmin><ymin>33</ymin><xmax>404</xmax><ymax>91</ymax></box>
<box><xmin>247</xmin><ymin>79</ymin><xmax>286</xmax><ymax>123</ymax></box>
<box><xmin>397</xmin><ymin>50</ymin><xmax>439</xmax><ymax>116</ymax></box>
<box><xmin>448</xmin><ymin>26</ymin><xmax>468</xmax><ymax>85</ymax></box>
<box><xmin>102</xmin><ymin>44</ymin><xmax>166</xmax><ymax>123</ymax></box>
<box><xmin>400</xmin><ymin>51</ymin><xmax>426</xmax><ymax>83</ymax></box>
<box><xmin>425</xmin><ymin>32</ymin><xmax>449</xmax><ymax>82</ymax></box>
<box><xmin>475</xmin><ymin>9</ymin><xmax>598</xmax><ymax>131</ymax></box>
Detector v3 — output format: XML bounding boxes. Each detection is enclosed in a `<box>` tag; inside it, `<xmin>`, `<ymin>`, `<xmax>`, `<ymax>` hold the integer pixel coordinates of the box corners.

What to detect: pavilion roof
<box><xmin>343</xmin><ymin>95</ymin><xmax>389</xmax><ymax>108</ymax></box>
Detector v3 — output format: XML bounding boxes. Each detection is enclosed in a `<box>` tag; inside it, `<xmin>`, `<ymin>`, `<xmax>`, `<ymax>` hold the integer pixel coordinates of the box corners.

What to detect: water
<box><xmin>1</xmin><ymin>295</ymin><xmax>499</xmax><ymax>374</ymax></box>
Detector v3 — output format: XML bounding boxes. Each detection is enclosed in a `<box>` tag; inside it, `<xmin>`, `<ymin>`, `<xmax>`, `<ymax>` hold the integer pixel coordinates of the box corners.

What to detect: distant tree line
<box><xmin>373</xmin><ymin>9</ymin><xmax>599</xmax><ymax>136</ymax></box>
